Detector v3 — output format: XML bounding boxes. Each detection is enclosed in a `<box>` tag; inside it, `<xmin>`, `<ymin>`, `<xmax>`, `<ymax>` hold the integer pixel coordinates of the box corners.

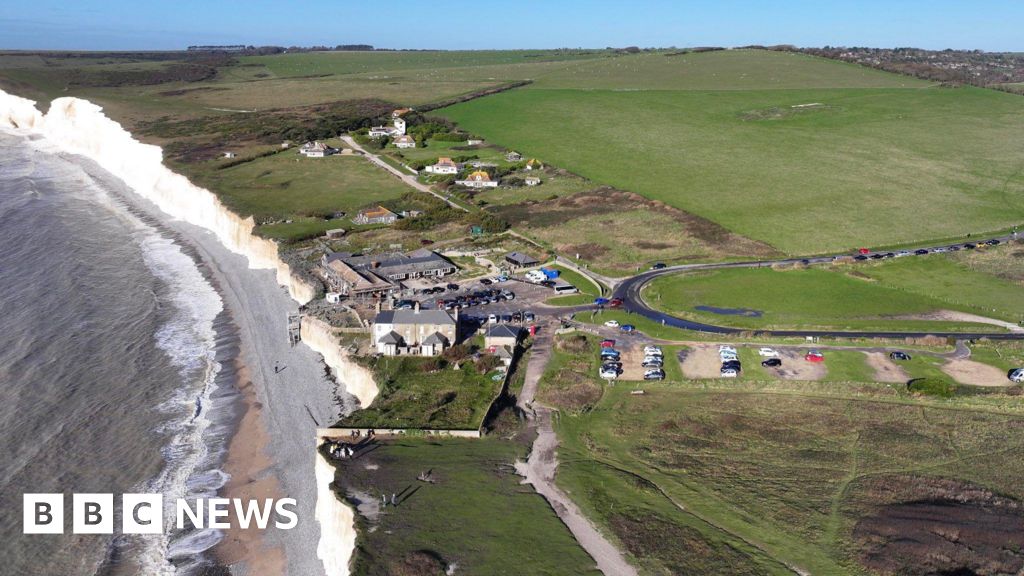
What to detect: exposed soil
<box><xmin>618</xmin><ymin>344</ymin><xmax>647</xmax><ymax>381</ymax></box>
<box><xmin>941</xmin><ymin>358</ymin><xmax>1011</xmax><ymax>387</ymax></box>
<box><xmin>775</xmin><ymin>349</ymin><xmax>826</xmax><ymax>381</ymax></box>
<box><xmin>864</xmin><ymin>352</ymin><xmax>910</xmax><ymax>383</ymax></box>
<box><xmin>852</xmin><ymin>475</ymin><xmax>1024</xmax><ymax>576</ymax></box>
<box><xmin>903</xmin><ymin>309</ymin><xmax>1024</xmax><ymax>333</ymax></box>
<box><xmin>680</xmin><ymin>344</ymin><xmax>723</xmax><ymax>379</ymax></box>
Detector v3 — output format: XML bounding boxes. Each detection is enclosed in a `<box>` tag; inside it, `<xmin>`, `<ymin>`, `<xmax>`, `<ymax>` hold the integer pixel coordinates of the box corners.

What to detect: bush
<box><xmin>476</xmin><ymin>355</ymin><xmax>503</xmax><ymax>374</ymax></box>
<box><xmin>908</xmin><ymin>377</ymin><xmax>957</xmax><ymax>398</ymax></box>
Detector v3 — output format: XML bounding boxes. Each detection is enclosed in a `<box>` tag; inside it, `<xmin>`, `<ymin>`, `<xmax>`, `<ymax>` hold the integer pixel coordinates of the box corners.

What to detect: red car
<box><xmin>805</xmin><ymin>351</ymin><xmax>825</xmax><ymax>362</ymax></box>
<box><xmin>858</xmin><ymin>248</ymin><xmax>870</xmax><ymax>255</ymax></box>
<box><xmin>601</xmin><ymin>339</ymin><xmax>616</xmax><ymax>348</ymax></box>
<box><xmin>609</xmin><ymin>298</ymin><xmax>623</xmax><ymax>308</ymax></box>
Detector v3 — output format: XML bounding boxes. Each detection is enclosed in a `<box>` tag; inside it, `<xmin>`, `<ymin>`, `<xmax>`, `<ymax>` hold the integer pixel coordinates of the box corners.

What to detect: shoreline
<box><xmin>0</xmin><ymin>89</ymin><xmax>371</xmax><ymax>576</ymax></box>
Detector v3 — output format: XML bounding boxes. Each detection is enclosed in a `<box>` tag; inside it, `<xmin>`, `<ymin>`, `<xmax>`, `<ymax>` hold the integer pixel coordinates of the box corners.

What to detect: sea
<box><xmin>0</xmin><ymin>130</ymin><xmax>240</xmax><ymax>574</ymax></box>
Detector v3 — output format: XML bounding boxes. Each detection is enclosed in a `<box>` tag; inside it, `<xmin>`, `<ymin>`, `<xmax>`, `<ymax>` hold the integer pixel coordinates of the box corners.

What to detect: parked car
<box><xmin>914</xmin><ymin>249</ymin><xmax>929</xmax><ymax>255</ymax></box>
<box><xmin>948</xmin><ymin>245</ymin><xmax>961</xmax><ymax>252</ymax></box>
<box><xmin>525</xmin><ymin>270</ymin><xmax>546</xmax><ymax>283</ymax></box>
<box><xmin>854</xmin><ymin>255</ymin><xmax>869</xmax><ymax>261</ymax></box>
<box><xmin>858</xmin><ymin>248</ymin><xmax>871</xmax><ymax>255</ymax></box>
<box><xmin>932</xmin><ymin>247</ymin><xmax>948</xmax><ymax>253</ymax></box>
<box><xmin>719</xmin><ymin>345</ymin><xmax>737</xmax><ymax>353</ymax></box>
<box><xmin>601</xmin><ymin>361</ymin><xmax>622</xmax><ymax>369</ymax></box>
<box><xmin>985</xmin><ymin>239</ymin><xmax>1000</xmax><ymax>246</ymax></box>
<box><xmin>495</xmin><ymin>275</ymin><xmax>508</xmax><ymax>282</ymax></box>
<box><xmin>601</xmin><ymin>339</ymin><xmax>616</xmax><ymax>348</ymax></box>
<box><xmin>447</xmin><ymin>283</ymin><xmax>460</xmax><ymax>291</ymax></box>
<box><xmin>896</xmin><ymin>250</ymin><xmax>911</xmax><ymax>257</ymax></box>
<box><xmin>963</xmin><ymin>243</ymin><xmax>976</xmax><ymax>250</ymax></box>
<box><xmin>805</xmin><ymin>350</ymin><xmax>825</xmax><ymax>362</ymax></box>
<box><xmin>609</xmin><ymin>298</ymin><xmax>624</xmax><ymax>308</ymax></box>
<box><xmin>758</xmin><ymin>347</ymin><xmax>778</xmax><ymax>357</ymax></box>
<box><xmin>395</xmin><ymin>300</ymin><xmax>414</xmax><ymax>310</ymax></box>
<box><xmin>761</xmin><ymin>358</ymin><xmax>782</xmax><ymax>368</ymax></box>
<box><xmin>644</xmin><ymin>369</ymin><xmax>666</xmax><ymax>381</ymax></box>
<box><xmin>501</xmin><ymin>314</ymin><xmax>513</xmax><ymax>323</ymax></box>
<box><xmin>651</xmin><ymin>262</ymin><xmax>667</xmax><ymax>270</ymax></box>
<box><xmin>889</xmin><ymin>351</ymin><xmax>912</xmax><ymax>361</ymax></box>
<box><xmin>599</xmin><ymin>368</ymin><xmax>619</xmax><ymax>379</ymax></box>
<box><xmin>870</xmin><ymin>254</ymin><xmax>884</xmax><ymax>259</ymax></box>
<box><xmin>1009</xmin><ymin>368</ymin><xmax>1024</xmax><ymax>383</ymax></box>
<box><xmin>720</xmin><ymin>368</ymin><xmax>738</xmax><ymax>378</ymax></box>
<box><xmin>642</xmin><ymin>359</ymin><xmax>663</xmax><ymax>369</ymax></box>
<box><xmin>523</xmin><ymin>311</ymin><xmax>535</xmax><ymax>322</ymax></box>
<box><xmin>620</xmin><ymin>324</ymin><xmax>636</xmax><ymax>333</ymax></box>
<box><xmin>604</xmin><ymin>320</ymin><xmax>620</xmax><ymax>328</ymax></box>
<box><xmin>719</xmin><ymin>350</ymin><xmax>738</xmax><ymax>360</ymax></box>
<box><xmin>600</xmin><ymin>348</ymin><xmax>621</xmax><ymax>358</ymax></box>
<box><xmin>487</xmin><ymin>314</ymin><xmax>498</xmax><ymax>324</ymax></box>
<box><xmin>594</xmin><ymin>297</ymin><xmax>610</xmax><ymax>306</ymax></box>
<box><xmin>480</xmin><ymin>278</ymin><xmax>493</xmax><ymax>285</ymax></box>
<box><xmin>721</xmin><ymin>360</ymin><xmax>741</xmax><ymax>370</ymax></box>
<box><xmin>643</xmin><ymin>346</ymin><xmax>662</xmax><ymax>357</ymax></box>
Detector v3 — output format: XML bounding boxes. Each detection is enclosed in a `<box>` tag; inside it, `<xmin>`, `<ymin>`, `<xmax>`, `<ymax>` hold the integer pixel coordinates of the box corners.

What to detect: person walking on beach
<box><xmin>273</xmin><ymin>361</ymin><xmax>280</xmax><ymax>374</ymax></box>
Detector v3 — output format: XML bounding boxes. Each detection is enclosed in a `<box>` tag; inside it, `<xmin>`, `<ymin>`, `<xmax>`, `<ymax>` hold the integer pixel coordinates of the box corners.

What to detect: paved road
<box><xmin>340</xmin><ymin>135</ymin><xmax>468</xmax><ymax>211</ymax></box>
<box><xmin>604</xmin><ymin>234</ymin><xmax>1024</xmax><ymax>341</ymax></box>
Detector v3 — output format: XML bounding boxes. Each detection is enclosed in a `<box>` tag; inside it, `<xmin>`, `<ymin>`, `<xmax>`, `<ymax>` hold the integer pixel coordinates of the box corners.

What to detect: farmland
<box><xmin>644</xmin><ymin>248</ymin><xmax>1024</xmax><ymax>331</ymax></box>
<box><xmin>440</xmin><ymin>49</ymin><xmax>1024</xmax><ymax>255</ymax></box>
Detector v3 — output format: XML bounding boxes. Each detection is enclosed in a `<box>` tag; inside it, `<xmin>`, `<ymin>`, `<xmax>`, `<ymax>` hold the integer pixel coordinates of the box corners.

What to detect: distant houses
<box><xmin>524</xmin><ymin>176</ymin><xmax>542</xmax><ymax>186</ymax></box>
<box><xmin>393</xmin><ymin>134</ymin><xmax>416</xmax><ymax>149</ymax></box>
<box><xmin>352</xmin><ymin>206</ymin><xmax>398</xmax><ymax>225</ymax></box>
<box><xmin>506</xmin><ymin>151</ymin><xmax>523</xmax><ymax>162</ymax></box>
<box><xmin>372</xmin><ymin>307</ymin><xmax>458</xmax><ymax>356</ymax></box>
<box><xmin>369</xmin><ymin>115</ymin><xmax>407</xmax><ymax>139</ymax></box>
<box><xmin>299</xmin><ymin>141</ymin><xmax>338</xmax><ymax>158</ymax></box>
<box><xmin>455</xmin><ymin>170</ymin><xmax>498</xmax><ymax>188</ymax></box>
<box><xmin>424</xmin><ymin>157</ymin><xmax>460</xmax><ymax>175</ymax></box>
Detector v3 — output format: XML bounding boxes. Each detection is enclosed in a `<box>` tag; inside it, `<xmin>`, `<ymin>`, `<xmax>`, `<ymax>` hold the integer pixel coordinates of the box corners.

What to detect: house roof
<box><xmin>358</xmin><ymin>206</ymin><xmax>396</xmax><ymax>219</ymax></box>
<box><xmin>378</xmin><ymin>331</ymin><xmax>403</xmax><ymax>345</ymax></box>
<box><xmin>504</xmin><ymin>251</ymin><xmax>539</xmax><ymax>265</ymax></box>
<box><xmin>325</xmin><ymin>249</ymin><xmax>456</xmax><ymax>279</ymax></box>
<box><xmin>422</xmin><ymin>332</ymin><xmax>449</xmax><ymax>346</ymax></box>
<box><xmin>435</xmin><ymin>157</ymin><xmax>456</xmax><ymax>166</ymax></box>
<box><xmin>486</xmin><ymin>324</ymin><xmax>521</xmax><ymax>340</ymax></box>
<box><xmin>466</xmin><ymin>170</ymin><xmax>491</xmax><ymax>182</ymax></box>
<box><xmin>394</xmin><ymin>135</ymin><xmax>415</xmax><ymax>143</ymax></box>
<box><xmin>494</xmin><ymin>345</ymin><xmax>514</xmax><ymax>359</ymax></box>
<box><xmin>375</xmin><ymin>309</ymin><xmax>457</xmax><ymax>326</ymax></box>
<box><xmin>392</xmin><ymin>108</ymin><xmax>411</xmax><ymax>117</ymax></box>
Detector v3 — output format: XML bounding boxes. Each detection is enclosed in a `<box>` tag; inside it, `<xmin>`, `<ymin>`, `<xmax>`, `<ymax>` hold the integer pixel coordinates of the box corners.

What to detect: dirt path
<box><xmin>516</xmin><ymin>408</ymin><xmax>639</xmax><ymax>576</ymax></box>
<box><xmin>906</xmin><ymin>310</ymin><xmax>1024</xmax><ymax>334</ymax></box>
<box><xmin>515</xmin><ymin>324</ymin><xmax>638</xmax><ymax>576</ymax></box>
<box><xmin>941</xmin><ymin>359</ymin><xmax>1011</xmax><ymax>386</ymax></box>
<box><xmin>865</xmin><ymin>352</ymin><xmax>910</xmax><ymax>383</ymax></box>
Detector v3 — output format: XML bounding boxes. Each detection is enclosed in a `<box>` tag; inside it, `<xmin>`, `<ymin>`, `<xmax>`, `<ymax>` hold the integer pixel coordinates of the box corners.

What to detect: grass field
<box><xmin>337</xmin><ymin>356</ymin><xmax>504</xmax><ymax>430</ymax></box>
<box><xmin>645</xmin><ymin>253</ymin><xmax>1024</xmax><ymax>331</ymax></box>
<box><xmin>440</xmin><ymin>49</ymin><xmax>1024</xmax><ymax>255</ymax></box>
<box><xmin>327</xmin><ymin>436</ymin><xmax>600</xmax><ymax>576</ymax></box>
<box><xmin>555</xmin><ymin>379</ymin><xmax>1024</xmax><ymax>575</ymax></box>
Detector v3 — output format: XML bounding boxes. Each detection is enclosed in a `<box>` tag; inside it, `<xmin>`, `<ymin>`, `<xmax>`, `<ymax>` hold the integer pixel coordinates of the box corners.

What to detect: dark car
<box><xmin>512</xmin><ymin>311</ymin><xmax>523</xmax><ymax>323</ymax></box>
<box><xmin>524</xmin><ymin>311</ymin><xmax>535</xmax><ymax>322</ymax></box>
<box><xmin>889</xmin><ymin>351</ymin><xmax>912</xmax><ymax>361</ymax></box>
<box><xmin>540</xmin><ymin>279</ymin><xmax>556</xmax><ymax>288</ymax></box>
<box><xmin>948</xmin><ymin>245</ymin><xmax>961</xmax><ymax>251</ymax></box>
<box><xmin>986</xmin><ymin>239</ymin><xmax>1000</xmax><ymax>245</ymax></box>
<box><xmin>644</xmin><ymin>370</ymin><xmax>666</xmax><ymax>381</ymax></box>
<box><xmin>761</xmin><ymin>358</ymin><xmax>782</xmax><ymax>367</ymax></box>
<box><xmin>722</xmin><ymin>360</ymin><xmax>742</xmax><ymax>371</ymax></box>
<box><xmin>870</xmin><ymin>253</ymin><xmax>884</xmax><ymax>260</ymax></box>
<box><xmin>501</xmin><ymin>314</ymin><xmax>513</xmax><ymax>323</ymax></box>
<box><xmin>609</xmin><ymin>298</ymin><xmax>624</xmax><ymax>308</ymax></box>
<box><xmin>420</xmin><ymin>238</ymin><xmax>434</xmax><ymax>245</ymax></box>
<box><xmin>800</xmin><ymin>259</ymin><xmax>811</xmax><ymax>265</ymax></box>
<box><xmin>602</xmin><ymin>361</ymin><xmax>623</xmax><ymax>370</ymax></box>
<box><xmin>642</xmin><ymin>359</ymin><xmax>663</xmax><ymax>368</ymax></box>
<box><xmin>914</xmin><ymin>249</ymin><xmax>929</xmax><ymax>255</ymax></box>
<box><xmin>447</xmin><ymin>283</ymin><xmax>460</xmax><ymax>291</ymax></box>
<box><xmin>480</xmin><ymin>278</ymin><xmax>493</xmax><ymax>285</ymax></box>
<box><xmin>651</xmin><ymin>262</ymin><xmax>667</xmax><ymax>270</ymax></box>
<box><xmin>963</xmin><ymin>243</ymin><xmax>976</xmax><ymax>250</ymax></box>
<box><xmin>854</xmin><ymin>254</ymin><xmax>869</xmax><ymax>261</ymax></box>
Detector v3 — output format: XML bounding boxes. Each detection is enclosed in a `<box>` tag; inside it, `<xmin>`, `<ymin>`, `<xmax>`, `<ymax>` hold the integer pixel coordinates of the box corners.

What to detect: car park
<box><xmin>761</xmin><ymin>358</ymin><xmax>782</xmax><ymax>367</ymax></box>
<box><xmin>1010</xmin><ymin>368</ymin><xmax>1024</xmax><ymax>383</ymax></box>
<box><xmin>644</xmin><ymin>369</ymin><xmax>665</xmax><ymax>380</ymax></box>
<box><xmin>604</xmin><ymin>320</ymin><xmax>620</xmax><ymax>328</ymax></box>
<box><xmin>889</xmin><ymin>351</ymin><xmax>911</xmax><ymax>361</ymax></box>
<box><xmin>758</xmin><ymin>347</ymin><xmax>778</xmax><ymax>357</ymax></box>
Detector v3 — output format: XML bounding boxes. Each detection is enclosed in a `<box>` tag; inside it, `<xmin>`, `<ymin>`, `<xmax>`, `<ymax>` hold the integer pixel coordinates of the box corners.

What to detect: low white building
<box><xmin>424</xmin><ymin>157</ymin><xmax>460</xmax><ymax>174</ymax></box>
<box><xmin>372</xmin><ymin>307</ymin><xmax>459</xmax><ymax>356</ymax></box>
<box><xmin>394</xmin><ymin>135</ymin><xmax>416</xmax><ymax>149</ymax></box>
<box><xmin>299</xmin><ymin>141</ymin><xmax>338</xmax><ymax>158</ymax></box>
<box><xmin>524</xmin><ymin>176</ymin><xmax>541</xmax><ymax>186</ymax></box>
<box><xmin>455</xmin><ymin>170</ymin><xmax>499</xmax><ymax>188</ymax></box>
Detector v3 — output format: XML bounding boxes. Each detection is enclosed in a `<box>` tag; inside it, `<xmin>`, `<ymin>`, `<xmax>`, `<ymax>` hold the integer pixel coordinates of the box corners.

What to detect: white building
<box><xmin>424</xmin><ymin>157</ymin><xmax>460</xmax><ymax>174</ymax></box>
<box><xmin>299</xmin><ymin>141</ymin><xmax>338</xmax><ymax>158</ymax></box>
<box><xmin>455</xmin><ymin>170</ymin><xmax>499</xmax><ymax>188</ymax></box>
<box><xmin>394</xmin><ymin>135</ymin><xmax>416</xmax><ymax>148</ymax></box>
<box><xmin>372</xmin><ymin>307</ymin><xmax>459</xmax><ymax>356</ymax></box>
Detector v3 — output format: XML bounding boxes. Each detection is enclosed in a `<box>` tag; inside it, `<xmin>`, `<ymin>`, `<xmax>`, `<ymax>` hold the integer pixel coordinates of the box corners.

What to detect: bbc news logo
<box><xmin>24</xmin><ymin>494</ymin><xmax>298</xmax><ymax>534</ymax></box>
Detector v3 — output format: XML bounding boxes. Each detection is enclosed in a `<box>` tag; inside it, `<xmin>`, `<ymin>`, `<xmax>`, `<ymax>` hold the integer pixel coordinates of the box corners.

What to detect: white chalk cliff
<box><xmin>0</xmin><ymin>89</ymin><xmax>371</xmax><ymax>576</ymax></box>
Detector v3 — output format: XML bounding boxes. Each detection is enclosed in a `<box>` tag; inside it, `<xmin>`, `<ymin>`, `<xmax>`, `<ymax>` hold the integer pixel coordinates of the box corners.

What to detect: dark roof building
<box><xmin>504</xmin><ymin>251</ymin><xmax>540</xmax><ymax>268</ymax></box>
<box><xmin>323</xmin><ymin>249</ymin><xmax>457</xmax><ymax>282</ymax></box>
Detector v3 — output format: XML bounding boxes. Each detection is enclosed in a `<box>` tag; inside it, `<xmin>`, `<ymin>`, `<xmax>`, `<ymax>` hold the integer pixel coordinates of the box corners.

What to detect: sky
<box><xmin>0</xmin><ymin>0</ymin><xmax>1021</xmax><ymax>52</ymax></box>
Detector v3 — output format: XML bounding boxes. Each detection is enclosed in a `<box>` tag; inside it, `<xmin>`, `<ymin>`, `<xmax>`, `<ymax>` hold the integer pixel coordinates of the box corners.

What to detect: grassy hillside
<box><xmin>440</xmin><ymin>50</ymin><xmax>1024</xmax><ymax>254</ymax></box>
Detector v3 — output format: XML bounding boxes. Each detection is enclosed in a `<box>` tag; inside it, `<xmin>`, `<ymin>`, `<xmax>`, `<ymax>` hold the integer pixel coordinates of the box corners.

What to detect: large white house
<box><xmin>299</xmin><ymin>141</ymin><xmax>338</xmax><ymax>158</ymax></box>
<box><xmin>372</xmin><ymin>307</ymin><xmax>459</xmax><ymax>356</ymax></box>
<box><xmin>394</xmin><ymin>135</ymin><xmax>416</xmax><ymax>149</ymax></box>
<box><xmin>424</xmin><ymin>157</ymin><xmax>460</xmax><ymax>175</ymax></box>
<box><xmin>369</xmin><ymin>116</ymin><xmax>407</xmax><ymax>139</ymax></box>
<box><xmin>455</xmin><ymin>170</ymin><xmax>499</xmax><ymax>188</ymax></box>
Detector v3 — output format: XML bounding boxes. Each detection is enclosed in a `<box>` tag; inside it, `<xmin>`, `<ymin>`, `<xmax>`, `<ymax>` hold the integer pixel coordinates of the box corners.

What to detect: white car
<box><xmin>719</xmin><ymin>351</ymin><xmax>738</xmax><ymax>360</ymax></box>
<box><xmin>720</xmin><ymin>368</ymin><xmax>738</xmax><ymax>378</ymax></box>
<box><xmin>758</xmin><ymin>347</ymin><xmax>779</xmax><ymax>358</ymax></box>
<box><xmin>604</xmin><ymin>320</ymin><xmax>620</xmax><ymax>328</ymax></box>
<box><xmin>719</xmin><ymin>345</ymin><xmax>737</xmax><ymax>353</ymax></box>
<box><xmin>525</xmin><ymin>270</ymin><xmax>546</xmax><ymax>283</ymax></box>
<box><xmin>599</xmin><ymin>368</ymin><xmax>619</xmax><ymax>379</ymax></box>
<box><xmin>644</xmin><ymin>346</ymin><xmax>662</xmax><ymax>356</ymax></box>
<box><xmin>487</xmin><ymin>314</ymin><xmax>498</xmax><ymax>324</ymax></box>
<box><xmin>1010</xmin><ymin>368</ymin><xmax>1024</xmax><ymax>383</ymax></box>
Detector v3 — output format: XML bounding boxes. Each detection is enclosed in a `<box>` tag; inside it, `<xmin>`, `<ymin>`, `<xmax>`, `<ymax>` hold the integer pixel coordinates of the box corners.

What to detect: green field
<box><xmin>440</xmin><ymin>49</ymin><xmax>1024</xmax><ymax>255</ymax></box>
<box><xmin>327</xmin><ymin>436</ymin><xmax>600</xmax><ymax>576</ymax></box>
<box><xmin>556</xmin><ymin>382</ymin><xmax>1024</xmax><ymax>575</ymax></box>
<box><xmin>645</xmin><ymin>253</ymin><xmax>1024</xmax><ymax>331</ymax></box>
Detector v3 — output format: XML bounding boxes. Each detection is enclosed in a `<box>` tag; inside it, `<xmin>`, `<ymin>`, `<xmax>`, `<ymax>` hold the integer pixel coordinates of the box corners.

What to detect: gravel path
<box><xmin>515</xmin><ymin>322</ymin><xmax>638</xmax><ymax>576</ymax></box>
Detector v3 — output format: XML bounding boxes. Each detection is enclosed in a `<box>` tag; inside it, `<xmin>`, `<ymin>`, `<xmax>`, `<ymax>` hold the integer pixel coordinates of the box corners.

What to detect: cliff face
<box><xmin>0</xmin><ymin>89</ymin><xmax>371</xmax><ymax>576</ymax></box>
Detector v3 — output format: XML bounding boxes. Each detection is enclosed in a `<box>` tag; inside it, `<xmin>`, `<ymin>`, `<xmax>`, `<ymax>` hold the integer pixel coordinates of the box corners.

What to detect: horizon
<box><xmin>1</xmin><ymin>0</ymin><xmax>1022</xmax><ymax>52</ymax></box>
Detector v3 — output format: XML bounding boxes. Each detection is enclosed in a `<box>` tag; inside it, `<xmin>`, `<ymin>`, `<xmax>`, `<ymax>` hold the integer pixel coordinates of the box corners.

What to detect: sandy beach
<box><xmin>90</xmin><ymin>161</ymin><xmax>353</xmax><ymax>576</ymax></box>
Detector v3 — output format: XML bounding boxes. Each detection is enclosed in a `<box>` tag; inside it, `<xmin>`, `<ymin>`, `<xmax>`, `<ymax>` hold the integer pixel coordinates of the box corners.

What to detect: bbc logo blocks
<box><xmin>24</xmin><ymin>493</ymin><xmax>163</xmax><ymax>534</ymax></box>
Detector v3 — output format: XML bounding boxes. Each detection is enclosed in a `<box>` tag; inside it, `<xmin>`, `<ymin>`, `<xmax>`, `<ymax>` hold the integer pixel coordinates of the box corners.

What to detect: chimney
<box><xmin>414</xmin><ymin>301</ymin><xmax>420</xmax><ymax>313</ymax></box>
<box><xmin>375</xmin><ymin>300</ymin><xmax>382</xmax><ymax>313</ymax></box>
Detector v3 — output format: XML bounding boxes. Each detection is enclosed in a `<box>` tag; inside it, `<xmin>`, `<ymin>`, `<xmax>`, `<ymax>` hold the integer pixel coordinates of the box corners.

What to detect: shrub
<box><xmin>908</xmin><ymin>377</ymin><xmax>957</xmax><ymax>398</ymax></box>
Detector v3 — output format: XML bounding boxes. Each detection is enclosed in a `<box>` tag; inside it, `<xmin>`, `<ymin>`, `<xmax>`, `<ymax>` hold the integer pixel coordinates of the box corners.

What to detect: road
<box><xmin>603</xmin><ymin>234</ymin><xmax>1024</xmax><ymax>341</ymax></box>
<box><xmin>340</xmin><ymin>135</ymin><xmax>468</xmax><ymax>211</ymax></box>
